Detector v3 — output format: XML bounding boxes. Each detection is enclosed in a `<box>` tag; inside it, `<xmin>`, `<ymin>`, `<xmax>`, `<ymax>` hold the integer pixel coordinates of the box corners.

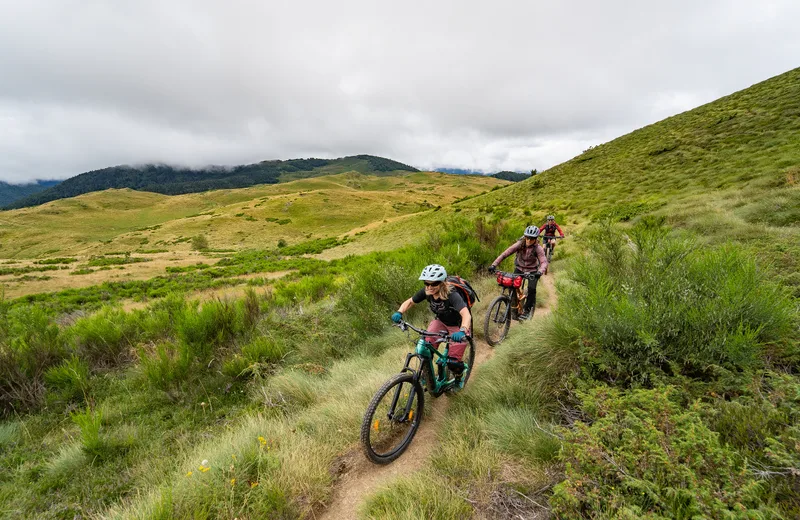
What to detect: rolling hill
<box><xmin>2</xmin><ymin>154</ymin><xmax>418</xmax><ymax>210</ymax></box>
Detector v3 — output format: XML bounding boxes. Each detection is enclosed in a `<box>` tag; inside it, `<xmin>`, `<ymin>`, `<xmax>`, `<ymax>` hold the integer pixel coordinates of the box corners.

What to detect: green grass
<box><xmin>1</xmin><ymin>68</ymin><xmax>799</xmax><ymax>518</ymax></box>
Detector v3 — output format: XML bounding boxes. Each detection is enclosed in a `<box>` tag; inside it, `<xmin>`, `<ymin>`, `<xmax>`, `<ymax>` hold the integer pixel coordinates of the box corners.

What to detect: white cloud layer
<box><xmin>1</xmin><ymin>0</ymin><xmax>799</xmax><ymax>183</ymax></box>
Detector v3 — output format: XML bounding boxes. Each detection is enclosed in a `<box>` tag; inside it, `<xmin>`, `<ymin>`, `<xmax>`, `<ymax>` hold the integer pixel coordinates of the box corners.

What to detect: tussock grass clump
<box><xmin>0</xmin><ymin>421</ymin><xmax>21</xmax><ymax>449</ymax></box>
<box><xmin>552</xmin><ymin>219</ymin><xmax>796</xmax><ymax>385</ymax></box>
<box><xmin>361</xmin><ymin>473</ymin><xmax>473</xmax><ymax>520</ymax></box>
<box><xmin>44</xmin><ymin>355</ymin><xmax>91</xmax><ymax>403</ymax></box>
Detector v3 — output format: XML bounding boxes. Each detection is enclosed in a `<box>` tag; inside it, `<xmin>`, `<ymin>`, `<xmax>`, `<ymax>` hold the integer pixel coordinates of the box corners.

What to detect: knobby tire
<box><xmin>483</xmin><ymin>295</ymin><xmax>511</xmax><ymax>346</ymax></box>
<box><xmin>361</xmin><ymin>372</ymin><xmax>424</xmax><ymax>464</ymax></box>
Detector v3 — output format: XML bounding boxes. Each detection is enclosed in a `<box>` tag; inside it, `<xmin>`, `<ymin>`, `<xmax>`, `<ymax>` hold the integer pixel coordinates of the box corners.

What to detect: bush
<box><xmin>551</xmin><ymin>220</ymin><xmax>796</xmax><ymax>385</ymax></box>
<box><xmin>191</xmin><ymin>235</ymin><xmax>209</xmax><ymax>251</ymax></box>
<box><xmin>0</xmin><ymin>306</ymin><xmax>67</xmax><ymax>414</ymax></box>
<box><xmin>176</xmin><ymin>299</ymin><xmax>243</xmax><ymax>362</ymax></box>
<box><xmin>139</xmin><ymin>341</ymin><xmax>192</xmax><ymax>390</ymax></box>
<box><xmin>70</xmin><ymin>307</ymin><xmax>140</xmax><ymax>368</ymax></box>
<box><xmin>551</xmin><ymin>385</ymin><xmax>777</xmax><ymax>518</ymax></box>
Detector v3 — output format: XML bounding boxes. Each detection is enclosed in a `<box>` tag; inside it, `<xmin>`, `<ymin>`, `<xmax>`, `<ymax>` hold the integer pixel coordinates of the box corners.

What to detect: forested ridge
<box><xmin>3</xmin><ymin>155</ymin><xmax>417</xmax><ymax>210</ymax></box>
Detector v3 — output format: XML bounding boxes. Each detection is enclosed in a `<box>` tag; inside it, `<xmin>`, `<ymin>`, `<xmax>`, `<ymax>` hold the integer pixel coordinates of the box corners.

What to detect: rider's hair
<box><xmin>430</xmin><ymin>281</ymin><xmax>452</xmax><ymax>300</ymax></box>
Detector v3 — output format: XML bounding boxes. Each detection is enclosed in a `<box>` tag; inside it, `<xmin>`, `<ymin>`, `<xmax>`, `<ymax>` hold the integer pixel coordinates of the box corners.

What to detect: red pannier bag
<box><xmin>496</xmin><ymin>272</ymin><xmax>523</xmax><ymax>288</ymax></box>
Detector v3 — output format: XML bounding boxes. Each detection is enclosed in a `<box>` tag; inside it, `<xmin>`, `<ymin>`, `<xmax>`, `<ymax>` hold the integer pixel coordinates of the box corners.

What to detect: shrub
<box><xmin>139</xmin><ymin>341</ymin><xmax>192</xmax><ymax>390</ymax></box>
<box><xmin>551</xmin><ymin>385</ymin><xmax>776</xmax><ymax>518</ymax></box>
<box><xmin>191</xmin><ymin>234</ymin><xmax>209</xmax><ymax>251</ymax></box>
<box><xmin>176</xmin><ymin>299</ymin><xmax>243</xmax><ymax>362</ymax></box>
<box><xmin>0</xmin><ymin>306</ymin><xmax>67</xmax><ymax>414</ymax></box>
<box><xmin>551</xmin><ymin>220</ymin><xmax>796</xmax><ymax>385</ymax></box>
<box><xmin>69</xmin><ymin>307</ymin><xmax>140</xmax><ymax>368</ymax></box>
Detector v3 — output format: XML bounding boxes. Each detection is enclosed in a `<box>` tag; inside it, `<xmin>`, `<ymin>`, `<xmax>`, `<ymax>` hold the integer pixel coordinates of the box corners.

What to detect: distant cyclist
<box><xmin>488</xmin><ymin>226</ymin><xmax>547</xmax><ymax>320</ymax></box>
<box><xmin>391</xmin><ymin>264</ymin><xmax>471</xmax><ymax>388</ymax></box>
<box><xmin>541</xmin><ymin>215</ymin><xmax>564</xmax><ymax>272</ymax></box>
<box><xmin>541</xmin><ymin>215</ymin><xmax>565</xmax><ymax>241</ymax></box>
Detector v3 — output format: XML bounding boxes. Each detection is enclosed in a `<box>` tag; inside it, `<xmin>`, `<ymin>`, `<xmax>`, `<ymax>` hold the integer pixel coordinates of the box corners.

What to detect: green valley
<box><xmin>0</xmin><ymin>67</ymin><xmax>798</xmax><ymax>519</ymax></box>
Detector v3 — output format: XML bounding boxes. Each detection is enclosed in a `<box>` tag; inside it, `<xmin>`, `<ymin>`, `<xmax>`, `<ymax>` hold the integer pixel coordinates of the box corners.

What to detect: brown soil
<box><xmin>318</xmin><ymin>273</ymin><xmax>558</xmax><ymax>520</ymax></box>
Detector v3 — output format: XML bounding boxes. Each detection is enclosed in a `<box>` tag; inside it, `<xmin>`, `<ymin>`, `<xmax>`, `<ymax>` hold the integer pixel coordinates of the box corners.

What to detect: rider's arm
<box><xmin>458</xmin><ymin>307</ymin><xmax>471</xmax><ymax>331</ymax></box>
<box><xmin>491</xmin><ymin>241</ymin><xmax>520</xmax><ymax>267</ymax></box>
<box><xmin>535</xmin><ymin>244</ymin><xmax>548</xmax><ymax>273</ymax></box>
<box><xmin>555</xmin><ymin>223</ymin><xmax>564</xmax><ymax>237</ymax></box>
<box><xmin>397</xmin><ymin>297</ymin><xmax>415</xmax><ymax>314</ymax></box>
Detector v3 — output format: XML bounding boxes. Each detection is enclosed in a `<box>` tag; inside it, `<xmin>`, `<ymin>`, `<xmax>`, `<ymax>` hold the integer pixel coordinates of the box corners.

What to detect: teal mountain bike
<box><xmin>360</xmin><ymin>320</ymin><xmax>476</xmax><ymax>464</ymax></box>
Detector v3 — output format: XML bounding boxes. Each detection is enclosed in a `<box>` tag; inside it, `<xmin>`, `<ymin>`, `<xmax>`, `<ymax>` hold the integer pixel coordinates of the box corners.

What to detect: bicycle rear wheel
<box><xmin>361</xmin><ymin>372</ymin><xmax>424</xmax><ymax>464</ymax></box>
<box><xmin>483</xmin><ymin>295</ymin><xmax>511</xmax><ymax>346</ymax></box>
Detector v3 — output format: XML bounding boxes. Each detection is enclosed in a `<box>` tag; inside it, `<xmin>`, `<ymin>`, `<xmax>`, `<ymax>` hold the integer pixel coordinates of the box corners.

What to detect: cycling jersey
<box><xmin>541</xmin><ymin>222</ymin><xmax>564</xmax><ymax>237</ymax></box>
<box><xmin>492</xmin><ymin>240</ymin><xmax>548</xmax><ymax>273</ymax></box>
<box><xmin>412</xmin><ymin>288</ymin><xmax>467</xmax><ymax>327</ymax></box>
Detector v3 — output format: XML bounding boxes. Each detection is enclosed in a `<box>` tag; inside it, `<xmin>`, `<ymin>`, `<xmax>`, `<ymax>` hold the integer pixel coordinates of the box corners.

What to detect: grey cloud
<box><xmin>1</xmin><ymin>0</ymin><xmax>799</xmax><ymax>183</ymax></box>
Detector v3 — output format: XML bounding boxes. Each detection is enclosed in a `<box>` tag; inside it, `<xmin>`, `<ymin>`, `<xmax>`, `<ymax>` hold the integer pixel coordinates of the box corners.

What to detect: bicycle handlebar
<box><xmin>395</xmin><ymin>320</ymin><xmax>470</xmax><ymax>341</ymax></box>
<box><xmin>495</xmin><ymin>270</ymin><xmax>540</xmax><ymax>279</ymax></box>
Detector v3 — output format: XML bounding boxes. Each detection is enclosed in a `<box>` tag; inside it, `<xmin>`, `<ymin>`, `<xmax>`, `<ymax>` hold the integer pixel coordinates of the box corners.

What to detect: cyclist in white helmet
<box><xmin>488</xmin><ymin>225</ymin><xmax>547</xmax><ymax>320</ymax></box>
<box><xmin>391</xmin><ymin>264</ymin><xmax>471</xmax><ymax>387</ymax></box>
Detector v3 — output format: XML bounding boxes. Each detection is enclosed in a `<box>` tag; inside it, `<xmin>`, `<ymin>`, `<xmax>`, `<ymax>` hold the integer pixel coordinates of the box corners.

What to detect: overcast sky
<box><xmin>1</xmin><ymin>1</ymin><xmax>799</xmax><ymax>184</ymax></box>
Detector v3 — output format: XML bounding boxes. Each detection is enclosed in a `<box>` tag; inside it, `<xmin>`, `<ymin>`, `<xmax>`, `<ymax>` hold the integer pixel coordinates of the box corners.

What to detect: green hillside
<box><xmin>3</xmin><ymin>154</ymin><xmax>418</xmax><ymax>210</ymax></box>
<box><xmin>469</xmin><ymin>67</ymin><xmax>800</xmax><ymax>289</ymax></box>
<box><xmin>0</xmin><ymin>69</ymin><xmax>798</xmax><ymax>519</ymax></box>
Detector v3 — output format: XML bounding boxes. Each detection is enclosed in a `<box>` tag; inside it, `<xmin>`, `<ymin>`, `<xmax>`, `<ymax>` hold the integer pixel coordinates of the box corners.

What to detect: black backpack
<box><xmin>447</xmin><ymin>275</ymin><xmax>480</xmax><ymax>308</ymax></box>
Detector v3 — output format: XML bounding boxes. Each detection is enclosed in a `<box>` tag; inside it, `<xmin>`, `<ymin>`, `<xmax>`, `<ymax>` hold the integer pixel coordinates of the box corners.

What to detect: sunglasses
<box><xmin>424</xmin><ymin>281</ymin><xmax>442</xmax><ymax>287</ymax></box>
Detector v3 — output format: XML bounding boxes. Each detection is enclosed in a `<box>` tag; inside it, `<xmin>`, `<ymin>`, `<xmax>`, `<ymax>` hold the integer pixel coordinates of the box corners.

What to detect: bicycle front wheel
<box><xmin>361</xmin><ymin>372</ymin><xmax>424</xmax><ymax>464</ymax></box>
<box><xmin>483</xmin><ymin>295</ymin><xmax>511</xmax><ymax>346</ymax></box>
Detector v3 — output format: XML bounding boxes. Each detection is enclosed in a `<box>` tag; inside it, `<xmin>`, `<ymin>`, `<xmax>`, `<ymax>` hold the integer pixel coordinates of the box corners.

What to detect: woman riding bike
<box><xmin>488</xmin><ymin>226</ymin><xmax>548</xmax><ymax>320</ymax></box>
<box><xmin>391</xmin><ymin>264</ymin><xmax>471</xmax><ymax>390</ymax></box>
<box><xmin>541</xmin><ymin>215</ymin><xmax>565</xmax><ymax>269</ymax></box>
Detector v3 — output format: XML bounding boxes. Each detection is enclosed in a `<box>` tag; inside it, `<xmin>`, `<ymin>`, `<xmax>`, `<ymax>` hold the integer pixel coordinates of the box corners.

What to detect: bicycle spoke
<box><xmin>362</xmin><ymin>373</ymin><xmax>423</xmax><ymax>463</ymax></box>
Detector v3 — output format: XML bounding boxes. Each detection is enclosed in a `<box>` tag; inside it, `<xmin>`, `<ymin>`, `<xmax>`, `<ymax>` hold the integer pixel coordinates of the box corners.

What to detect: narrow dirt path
<box><xmin>318</xmin><ymin>273</ymin><xmax>558</xmax><ymax>520</ymax></box>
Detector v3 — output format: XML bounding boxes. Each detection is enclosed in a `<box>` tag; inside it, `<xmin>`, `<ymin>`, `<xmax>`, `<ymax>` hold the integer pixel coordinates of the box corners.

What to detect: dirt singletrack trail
<box><xmin>318</xmin><ymin>273</ymin><xmax>558</xmax><ymax>520</ymax></box>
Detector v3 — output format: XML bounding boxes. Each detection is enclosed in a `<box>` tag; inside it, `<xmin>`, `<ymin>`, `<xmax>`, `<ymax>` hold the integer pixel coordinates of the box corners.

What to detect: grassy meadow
<box><xmin>1</xmin><ymin>67</ymin><xmax>799</xmax><ymax>519</ymax></box>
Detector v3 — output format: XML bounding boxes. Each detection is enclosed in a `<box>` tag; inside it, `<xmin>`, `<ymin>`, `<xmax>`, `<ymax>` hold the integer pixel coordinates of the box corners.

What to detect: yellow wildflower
<box><xmin>199</xmin><ymin>465</ymin><xmax>210</xmax><ymax>473</ymax></box>
<box><xmin>186</xmin><ymin>471</ymin><xmax>193</xmax><ymax>477</ymax></box>
<box><xmin>230</xmin><ymin>478</ymin><xmax>236</xmax><ymax>486</ymax></box>
<box><xmin>258</xmin><ymin>436</ymin><xmax>267</xmax><ymax>446</ymax></box>
<box><xmin>250</xmin><ymin>481</ymin><xmax>259</xmax><ymax>488</ymax></box>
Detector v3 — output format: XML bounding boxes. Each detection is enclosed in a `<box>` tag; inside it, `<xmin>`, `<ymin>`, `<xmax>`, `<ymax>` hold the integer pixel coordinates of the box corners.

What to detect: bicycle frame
<box><xmin>396</xmin><ymin>323</ymin><xmax>469</xmax><ymax>398</ymax></box>
<box><xmin>497</xmin><ymin>274</ymin><xmax>529</xmax><ymax>316</ymax></box>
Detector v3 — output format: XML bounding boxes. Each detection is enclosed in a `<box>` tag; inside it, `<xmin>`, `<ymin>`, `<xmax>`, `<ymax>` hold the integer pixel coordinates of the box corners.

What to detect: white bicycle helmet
<box><xmin>419</xmin><ymin>264</ymin><xmax>447</xmax><ymax>282</ymax></box>
<box><xmin>547</xmin><ymin>215</ymin><xmax>555</xmax><ymax>221</ymax></box>
<box><xmin>523</xmin><ymin>225</ymin><xmax>541</xmax><ymax>238</ymax></box>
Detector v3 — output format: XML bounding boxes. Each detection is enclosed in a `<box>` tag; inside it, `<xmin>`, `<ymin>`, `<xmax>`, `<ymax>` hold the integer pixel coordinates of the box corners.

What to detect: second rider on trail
<box><xmin>391</xmin><ymin>264</ymin><xmax>471</xmax><ymax>390</ymax></box>
<box><xmin>488</xmin><ymin>226</ymin><xmax>548</xmax><ymax>320</ymax></box>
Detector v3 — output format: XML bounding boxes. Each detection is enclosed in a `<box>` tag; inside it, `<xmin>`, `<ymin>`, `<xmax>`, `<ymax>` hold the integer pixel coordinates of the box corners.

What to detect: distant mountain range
<box><xmin>2</xmin><ymin>155</ymin><xmax>418</xmax><ymax>210</ymax></box>
<box><xmin>434</xmin><ymin>168</ymin><xmax>532</xmax><ymax>182</ymax></box>
<box><xmin>0</xmin><ymin>180</ymin><xmax>61</xmax><ymax>207</ymax></box>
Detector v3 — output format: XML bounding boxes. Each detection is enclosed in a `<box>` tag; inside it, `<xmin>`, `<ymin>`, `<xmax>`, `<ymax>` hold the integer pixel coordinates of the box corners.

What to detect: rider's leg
<box><xmin>524</xmin><ymin>275</ymin><xmax>538</xmax><ymax>313</ymax></box>
<box><xmin>514</xmin><ymin>268</ymin><xmax>538</xmax><ymax>318</ymax></box>
<box><xmin>427</xmin><ymin>319</ymin><xmax>469</xmax><ymax>381</ymax></box>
